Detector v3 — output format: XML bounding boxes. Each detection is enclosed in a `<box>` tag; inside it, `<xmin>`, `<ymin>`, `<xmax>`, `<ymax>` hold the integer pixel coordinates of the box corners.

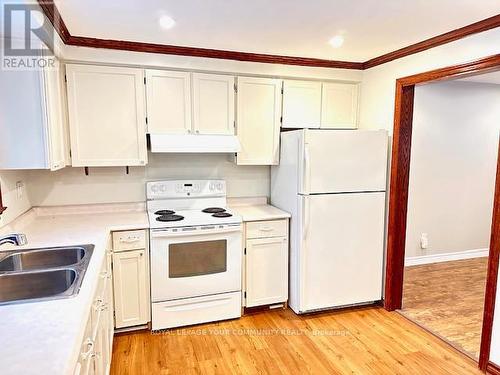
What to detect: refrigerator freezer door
<box><xmin>300</xmin><ymin>130</ymin><xmax>388</xmax><ymax>194</ymax></box>
<box><xmin>297</xmin><ymin>192</ymin><xmax>385</xmax><ymax>313</ymax></box>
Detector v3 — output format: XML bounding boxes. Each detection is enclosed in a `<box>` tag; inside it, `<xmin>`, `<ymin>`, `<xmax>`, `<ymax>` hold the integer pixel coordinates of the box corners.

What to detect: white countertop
<box><xmin>229</xmin><ymin>199</ymin><xmax>291</xmax><ymax>222</ymax></box>
<box><xmin>0</xmin><ymin>199</ymin><xmax>288</xmax><ymax>374</ymax></box>
<box><xmin>0</xmin><ymin>204</ymin><xmax>148</xmax><ymax>375</ymax></box>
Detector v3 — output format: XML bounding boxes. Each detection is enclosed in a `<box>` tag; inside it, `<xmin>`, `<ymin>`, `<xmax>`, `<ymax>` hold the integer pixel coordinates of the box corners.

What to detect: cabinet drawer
<box><xmin>246</xmin><ymin>219</ymin><xmax>287</xmax><ymax>239</ymax></box>
<box><xmin>112</xmin><ymin>230</ymin><xmax>147</xmax><ymax>251</ymax></box>
<box><xmin>152</xmin><ymin>291</ymin><xmax>241</xmax><ymax>330</ymax></box>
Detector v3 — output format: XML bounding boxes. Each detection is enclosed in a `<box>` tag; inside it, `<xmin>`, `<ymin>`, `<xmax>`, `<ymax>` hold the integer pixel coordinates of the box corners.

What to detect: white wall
<box><xmin>26</xmin><ymin>153</ymin><xmax>269</xmax><ymax>206</ymax></box>
<box><xmin>0</xmin><ymin>171</ymin><xmax>31</xmax><ymax>227</ymax></box>
<box><xmin>359</xmin><ymin>28</ymin><xmax>500</xmax><ymax>133</ymax></box>
<box><xmin>405</xmin><ymin>82</ymin><xmax>500</xmax><ymax>258</ymax></box>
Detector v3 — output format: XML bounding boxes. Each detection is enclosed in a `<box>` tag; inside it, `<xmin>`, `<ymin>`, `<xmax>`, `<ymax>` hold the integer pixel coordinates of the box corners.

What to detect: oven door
<box><xmin>150</xmin><ymin>225</ymin><xmax>242</xmax><ymax>302</ymax></box>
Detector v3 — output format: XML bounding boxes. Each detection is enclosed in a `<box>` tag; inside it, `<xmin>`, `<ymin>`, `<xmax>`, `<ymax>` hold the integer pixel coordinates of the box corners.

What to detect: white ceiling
<box><xmin>54</xmin><ymin>0</ymin><xmax>500</xmax><ymax>61</ymax></box>
<box><xmin>456</xmin><ymin>70</ymin><xmax>500</xmax><ymax>84</ymax></box>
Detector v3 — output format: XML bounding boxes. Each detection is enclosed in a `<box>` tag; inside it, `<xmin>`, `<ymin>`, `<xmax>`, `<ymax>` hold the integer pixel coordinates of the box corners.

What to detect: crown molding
<box><xmin>37</xmin><ymin>1</ymin><xmax>499</xmax><ymax>70</ymax></box>
<box><xmin>363</xmin><ymin>14</ymin><xmax>500</xmax><ymax>69</ymax></box>
<box><xmin>65</xmin><ymin>35</ymin><xmax>364</xmax><ymax>69</ymax></box>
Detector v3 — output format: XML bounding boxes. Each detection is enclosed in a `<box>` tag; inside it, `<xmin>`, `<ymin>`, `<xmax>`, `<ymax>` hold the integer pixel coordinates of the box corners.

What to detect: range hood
<box><xmin>150</xmin><ymin>134</ymin><xmax>241</xmax><ymax>153</ymax></box>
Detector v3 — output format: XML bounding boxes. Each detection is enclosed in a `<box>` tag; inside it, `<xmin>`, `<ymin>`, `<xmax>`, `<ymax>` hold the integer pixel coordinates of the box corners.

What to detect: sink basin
<box><xmin>0</xmin><ymin>244</ymin><xmax>94</xmax><ymax>305</ymax></box>
<box><xmin>0</xmin><ymin>247</ymin><xmax>87</xmax><ymax>272</ymax></box>
<box><xmin>0</xmin><ymin>269</ymin><xmax>77</xmax><ymax>304</ymax></box>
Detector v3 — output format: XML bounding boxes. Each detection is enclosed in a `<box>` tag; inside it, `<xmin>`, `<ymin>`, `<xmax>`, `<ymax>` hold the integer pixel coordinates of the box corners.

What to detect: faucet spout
<box><xmin>0</xmin><ymin>234</ymin><xmax>28</xmax><ymax>247</ymax></box>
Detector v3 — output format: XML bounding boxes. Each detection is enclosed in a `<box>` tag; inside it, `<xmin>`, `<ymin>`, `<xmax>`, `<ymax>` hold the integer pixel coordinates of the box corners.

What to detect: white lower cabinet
<box><xmin>75</xmin><ymin>317</ymin><xmax>95</xmax><ymax>375</ymax></box>
<box><xmin>111</xmin><ymin>230</ymin><xmax>150</xmax><ymax>329</ymax></box>
<box><xmin>244</xmin><ymin>219</ymin><xmax>289</xmax><ymax>308</ymax></box>
<box><xmin>74</xmin><ymin>251</ymin><xmax>113</xmax><ymax>375</ymax></box>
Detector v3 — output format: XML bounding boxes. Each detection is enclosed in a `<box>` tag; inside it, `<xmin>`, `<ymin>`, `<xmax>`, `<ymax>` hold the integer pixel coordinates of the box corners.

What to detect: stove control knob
<box><xmin>160</xmin><ymin>185</ymin><xmax>166</xmax><ymax>192</ymax></box>
<box><xmin>151</xmin><ymin>185</ymin><xmax>158</xmax><ymax>193</ymax></box>
<box><xmin>209</xmin><ymin>182</ymin><xmax>215</xmax><ymax>191</ymax></box>
<box><xmin>217</xmin><ymin>182</ymin><xmax>223</xmax><ymax>191</ymax></box>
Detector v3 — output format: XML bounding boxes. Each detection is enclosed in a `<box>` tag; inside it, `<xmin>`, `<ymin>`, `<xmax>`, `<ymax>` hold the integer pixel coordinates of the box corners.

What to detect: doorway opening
<box><xmin>398</xmin><ymin>76</ymin><xmax>500</xmax><ymax>359</ymax></box>
<box><xmin>384</xmin><ymin>54</ymin><xmax>500</xmax><ymax>371</ymax></box>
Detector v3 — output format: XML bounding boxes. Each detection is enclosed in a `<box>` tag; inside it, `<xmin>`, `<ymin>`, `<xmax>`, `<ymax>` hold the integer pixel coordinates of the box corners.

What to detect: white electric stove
<box><xmin>146</xmin><ymin>180</ymin><xmax>243</xmax><ymax>330</ymax></box>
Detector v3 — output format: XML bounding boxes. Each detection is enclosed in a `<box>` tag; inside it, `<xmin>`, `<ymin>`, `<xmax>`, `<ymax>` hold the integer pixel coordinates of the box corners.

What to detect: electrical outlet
<box><xmin>420</xmin><ymin>233</ymin><xmax>429</xmax><ymax>250</ymax></box>
<box><xmin>15</xmin><ymin>181</ymin><xmax>24</xmax><ymax>200</ymax></box>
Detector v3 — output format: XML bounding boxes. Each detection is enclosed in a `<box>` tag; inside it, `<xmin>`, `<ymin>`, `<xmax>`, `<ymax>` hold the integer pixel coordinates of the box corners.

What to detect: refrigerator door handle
<box><xmin>303</xmin><ymin>143</ymin><xmax>311</xmax><ymax>194</ymax></box>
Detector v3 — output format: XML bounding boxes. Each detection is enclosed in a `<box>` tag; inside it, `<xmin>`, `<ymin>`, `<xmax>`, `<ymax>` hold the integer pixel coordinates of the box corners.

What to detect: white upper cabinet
<box><xmin>236</xmin><ymin>77</ymin><xmax>282</xmax><ymax>165</ymax></box>
<box><xmin>66</xmin><ymin>64</ymin><xmax>147</xmax><ymax>167</ymax></box>
<box><xmin>145</xmin><ymin>70</ymin><xmax>192</xmax><ymax>134</ymax></box>
<box><xmin>43</xmin><ymin>58</ymin><xmax>67</xmax><ymax>170</ymax></box>
<box><xmin>321</xmin><ymin>82</ymin><xmax>359</xmax><ymax>129</ymax></box>
<box><xmin>282</xmin><ymin>80</ymin><xmax>321</xmax><ymax>129</ymax></box>
<box><xmin>0</xmin><ymin>54</ymin><xmax>67</xmax><ymax>170</ymax></box>
<box><xmin>192</xmin><ymin>73</ymin><xmax>235</xmax><ymax>135</ymax></box>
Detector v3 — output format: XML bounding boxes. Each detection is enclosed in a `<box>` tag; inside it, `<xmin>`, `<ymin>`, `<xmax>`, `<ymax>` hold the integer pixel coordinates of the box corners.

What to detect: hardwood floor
<box><xmin>110</xmin><ymin>306</ymin><xmax>481</xmax><ymax>374</ymax></box>
<box><xmin>401</xmin><ymin>257</ymin><xmax>488</xmax><ymax>358</ymax></box>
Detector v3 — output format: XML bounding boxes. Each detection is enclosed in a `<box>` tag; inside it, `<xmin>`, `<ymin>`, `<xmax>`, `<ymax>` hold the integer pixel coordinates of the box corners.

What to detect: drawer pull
<box><xmin>120</xmin><ymin>237</ymin><xmax>140</xmax><ymax>243</ymax></box>
<box><xmin>259</xmin><ymin>226</ymin><xmax>274</xmax><ymax>231</ymax></box>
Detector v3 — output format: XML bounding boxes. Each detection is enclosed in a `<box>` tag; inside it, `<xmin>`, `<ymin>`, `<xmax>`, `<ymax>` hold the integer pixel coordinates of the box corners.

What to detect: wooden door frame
<box><xmin>384</xmin><ymin>53</ymin><xmax>500</xmax><ymax>371</ymax></box>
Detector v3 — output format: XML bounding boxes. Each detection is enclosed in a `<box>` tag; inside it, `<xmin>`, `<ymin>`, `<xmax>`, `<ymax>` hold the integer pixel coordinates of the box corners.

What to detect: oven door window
<box><xmin>169</xmin><ymin>240</ymin><xmax>227</xmax><ymax>278</ymax></box>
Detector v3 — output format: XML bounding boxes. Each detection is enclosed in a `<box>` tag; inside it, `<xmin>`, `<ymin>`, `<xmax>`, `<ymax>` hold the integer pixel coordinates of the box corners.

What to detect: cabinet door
<box><xmin>112</xmin><ymin>249</ymin><xmax>149</xmax><ymax>328</ymax></box>
<box><xmin>92</xmin><ymin>308</ymin><xmax>106</xmax><ymax>375</ymax></box>
<box><xmin>0</xmin><ymin>50</ymin><xmax>68</xmax><ymax>170</ymax></box>
<box><xmin>74</xmin><ymin>316</ymin><xmax>95</xmax><ymax>375</ymax></box>
<box><xmin>42</xmin><ymin>57</ymin><xmax>67</xmax><ymax>170</ymax></box>
<box><xmin>192</xmin><ymin>73</ymin><xmax>235</xmax><ymax>135</ymax></box>
<box><xmin>66</xmin><ymin>64</ymin><xmax>147</xmax><ymax>167</ymax></box>
<box><xmin>321</xmin><ymin>82</ymin><xmax>359</xmax><ymax>129</ymax></box>
<box><xmin>282</xmin><ymin>80</ymin><xmax>321</xmax><ymax>129</ymax></box>
<box><xmin>145</xmin><ymin>70</ymin><xmax>192</xmax><ymax>134</ymax></box>
<box><xmin>236</xmin><ymin>77</ymin><xmax>282</xmax><ymax>165</ymax></box>
<box><xmin>246</xmin><ymin>236</ymin><xmax>288</xmax><ymax>307</ymax></box>
<box><xmin>105</xmin><ymin>250</ymin><xmax>114</xmax><ymax>363</ymax></box>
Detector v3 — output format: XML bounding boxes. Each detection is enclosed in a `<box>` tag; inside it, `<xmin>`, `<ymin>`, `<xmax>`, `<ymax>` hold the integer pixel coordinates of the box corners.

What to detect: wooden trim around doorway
<box><xmin>384</xmin><ymin>53</ymin><xmax>500</xmax><ymax>371</ymax></box>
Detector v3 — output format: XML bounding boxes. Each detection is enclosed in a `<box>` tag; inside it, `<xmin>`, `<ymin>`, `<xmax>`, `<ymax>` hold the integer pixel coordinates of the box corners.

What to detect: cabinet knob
<box><xmin>187</xmin><ymin>129</ymin><xmax>191</xmax><ymax>134</ymax></box>
<box><xmin>81</xmin><ymin>339</ymin><xmax>95</xmax><ymax>360</ymax></box>
<box><xmin>195</xmin><ymin>130</ymin><xmax>200</xmax><ymax>134</ymax></box>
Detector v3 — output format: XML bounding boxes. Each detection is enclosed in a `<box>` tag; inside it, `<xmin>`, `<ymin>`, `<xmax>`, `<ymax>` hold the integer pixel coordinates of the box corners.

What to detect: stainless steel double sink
<box><xmin>0</xmin><ymin>245</ymin><xmax>94</xmax><ymax>305</ymax></box>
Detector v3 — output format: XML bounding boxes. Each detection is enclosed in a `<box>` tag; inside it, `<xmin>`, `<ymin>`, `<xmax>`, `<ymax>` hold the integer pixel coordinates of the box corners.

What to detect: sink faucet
<box><xmin>0</xmin><ymin>234</ymin><xmax>28</xmax><ymax>247</ymax></box>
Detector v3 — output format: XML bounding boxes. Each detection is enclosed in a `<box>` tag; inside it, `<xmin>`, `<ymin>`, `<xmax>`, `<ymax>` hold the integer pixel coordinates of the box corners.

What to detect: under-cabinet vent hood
<box><xmin>150</xmin><ymin>134</ymin><xmax>241</xmax><ymax>153</ymax></box>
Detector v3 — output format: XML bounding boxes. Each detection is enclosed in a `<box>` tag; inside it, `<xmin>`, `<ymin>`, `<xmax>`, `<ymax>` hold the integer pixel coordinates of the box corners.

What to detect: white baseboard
<box><xmin>405</xmin><ymin>248</ymin><xmax>489</xmax><ymax>267</ymax></box>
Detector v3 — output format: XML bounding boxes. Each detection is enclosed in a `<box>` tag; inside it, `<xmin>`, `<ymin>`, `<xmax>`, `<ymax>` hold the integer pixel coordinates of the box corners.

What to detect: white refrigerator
<box><xmin>271</xmin><ymin>129</ymin><xmax>388</xmax><ymax>314</ymax></box>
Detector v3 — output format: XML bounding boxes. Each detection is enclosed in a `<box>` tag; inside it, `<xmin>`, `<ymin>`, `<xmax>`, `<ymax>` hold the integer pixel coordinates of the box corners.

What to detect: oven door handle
<box><xmin>151</xmin><ymin>225</ymin><xmax>241</xmax><ymax>238</ymax></box>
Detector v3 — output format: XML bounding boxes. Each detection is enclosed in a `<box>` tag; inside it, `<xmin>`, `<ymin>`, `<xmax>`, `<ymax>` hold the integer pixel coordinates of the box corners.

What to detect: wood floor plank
<box><xmin>402</xmin><ymin>257</ymin><xmax>488</xmax><ymax>358</ymax></box>
<box><xmin>110</xmin><ymin>307</ymin><xmax>481</xmax><ymax>374</ymax></box>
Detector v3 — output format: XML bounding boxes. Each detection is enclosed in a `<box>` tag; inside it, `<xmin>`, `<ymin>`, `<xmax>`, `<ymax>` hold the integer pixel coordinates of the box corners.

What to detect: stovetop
<box><xmin>148</xmin><ymin>207</ymin><xmax>242</xmax><ymax>229</ymax></box>
<box><xmin>146</xmin><ymin>180</ymin><xmax>242</xmax><ymax>229</ymax></box>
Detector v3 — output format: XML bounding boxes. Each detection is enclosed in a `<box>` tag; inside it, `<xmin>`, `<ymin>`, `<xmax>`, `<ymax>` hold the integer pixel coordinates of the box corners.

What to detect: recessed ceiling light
<box><xmin>328</xmin><ymin>35</ymin><xmax>344</xmax><ymax>48</ymax></box>
<box><xmin>158</xmin><ymin>15</ymin><xmax>175</xmax><ymax>30</ymax></box>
